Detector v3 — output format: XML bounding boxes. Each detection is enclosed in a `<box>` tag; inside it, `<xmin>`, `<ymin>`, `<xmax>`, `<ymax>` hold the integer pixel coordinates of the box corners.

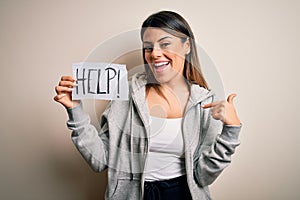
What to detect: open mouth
<box><xmin>153</xmin><ymin>61</ymin><xmax>169</xmax><ymax>73</ymax></box>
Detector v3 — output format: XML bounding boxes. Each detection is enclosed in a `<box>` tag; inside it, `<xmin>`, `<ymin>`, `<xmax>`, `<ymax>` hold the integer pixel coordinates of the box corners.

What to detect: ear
<box><xmin>184</xmin><ymin>38</ymin><xmax>191</xmax><ymax>55</ymax></box>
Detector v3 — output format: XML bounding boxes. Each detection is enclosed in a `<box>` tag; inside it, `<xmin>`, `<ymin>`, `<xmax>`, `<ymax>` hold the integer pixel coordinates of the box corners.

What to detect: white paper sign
<box><xmin>72</xmin><ymin>62</ymin><xmax>129</xmax><ymax>100</ymax></box>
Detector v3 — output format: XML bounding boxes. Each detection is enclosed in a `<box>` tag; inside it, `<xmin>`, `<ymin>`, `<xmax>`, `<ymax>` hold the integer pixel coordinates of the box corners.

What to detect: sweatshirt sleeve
<box><xmin>193</xmin><ymin>99</ymin><xmax>242</xmax><ymax>187</ymax></box>
<box><xmin>66</xmin><ymin>102</ymin><xmax>110</xmax><ymax>172</ymax></box>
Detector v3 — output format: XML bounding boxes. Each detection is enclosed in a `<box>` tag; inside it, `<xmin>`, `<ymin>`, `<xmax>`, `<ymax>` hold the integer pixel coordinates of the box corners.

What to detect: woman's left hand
<box><xmin>202</xmin><ymin>94</ymin><xmax>241</xmax><ymax>126</ymax></box>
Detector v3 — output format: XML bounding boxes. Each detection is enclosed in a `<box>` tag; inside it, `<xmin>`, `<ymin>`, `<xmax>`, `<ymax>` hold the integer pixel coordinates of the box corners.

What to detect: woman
<box><xmin>54</xmin><ymin>11</ymin><xmax>241</xmax><ymax>200</ymax></box>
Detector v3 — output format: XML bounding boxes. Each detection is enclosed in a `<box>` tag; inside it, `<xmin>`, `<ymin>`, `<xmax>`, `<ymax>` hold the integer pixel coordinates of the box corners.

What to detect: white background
<box><xmin>0</xmin><ymin>0</ymin><xmax>299</xmax><ymax>199</ymax></box>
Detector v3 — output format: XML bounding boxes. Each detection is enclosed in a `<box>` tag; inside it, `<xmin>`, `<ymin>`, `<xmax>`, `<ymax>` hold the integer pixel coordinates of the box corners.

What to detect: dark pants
<box><xmin>144</xmin><ymin>175</ymin><xmax>192</xmax><ymax>200</ymax></box>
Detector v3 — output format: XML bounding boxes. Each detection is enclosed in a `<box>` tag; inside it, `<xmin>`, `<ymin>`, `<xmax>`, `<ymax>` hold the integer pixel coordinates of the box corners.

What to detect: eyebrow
<box><xmin>143</xmin><ymin>36</ymin><xmax>172</xmax><ymax>44</ymax></box>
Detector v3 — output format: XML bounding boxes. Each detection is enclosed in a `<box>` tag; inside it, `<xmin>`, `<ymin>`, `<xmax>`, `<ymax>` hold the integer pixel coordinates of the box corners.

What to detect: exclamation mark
<box><xmin>117</xmin><ymin>69</ymin><xmax>120</xmax><ymax>98</ymax></box>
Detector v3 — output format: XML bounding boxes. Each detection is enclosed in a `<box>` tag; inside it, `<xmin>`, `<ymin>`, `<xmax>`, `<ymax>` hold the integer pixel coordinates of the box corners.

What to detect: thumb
<box><xmin>227</xmin><ymin>93</ymin><xmax>237</xmax><ymax>104</ymax></box>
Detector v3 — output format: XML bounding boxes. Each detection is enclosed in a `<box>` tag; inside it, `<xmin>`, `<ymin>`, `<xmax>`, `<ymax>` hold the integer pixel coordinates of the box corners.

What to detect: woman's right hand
<box><xmin>54</xmin><ymin>76</ymin><xmax>80</xmax><ymax>108</ymax></box>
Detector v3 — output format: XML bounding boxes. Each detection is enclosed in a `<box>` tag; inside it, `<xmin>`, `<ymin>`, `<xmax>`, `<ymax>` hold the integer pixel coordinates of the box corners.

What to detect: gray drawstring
<box><xmin>130</xmin><ymin>101</ymin><xmax>134</xmax><ymax>180</ymax></box>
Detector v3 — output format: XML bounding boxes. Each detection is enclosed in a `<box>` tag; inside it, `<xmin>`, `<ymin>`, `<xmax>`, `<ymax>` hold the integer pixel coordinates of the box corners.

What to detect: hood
<box><xmin>131</xmin><ymin>72</ymin><xmax>147</xmax><ymax>93</ymax></box>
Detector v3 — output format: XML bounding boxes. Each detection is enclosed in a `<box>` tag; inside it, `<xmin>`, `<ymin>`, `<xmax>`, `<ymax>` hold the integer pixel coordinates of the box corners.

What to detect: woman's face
<box><xmin>142</xmin><ymin>28</ymin><xmax>190</xmax><ymax>84</ymax></box>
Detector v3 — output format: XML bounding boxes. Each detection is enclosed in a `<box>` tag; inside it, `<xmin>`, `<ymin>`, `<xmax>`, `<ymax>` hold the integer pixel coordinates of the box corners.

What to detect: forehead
<box><xmin>142</xmin><ymin>28</ymin><xmax>174</xmax><ymax>42</ymax></box>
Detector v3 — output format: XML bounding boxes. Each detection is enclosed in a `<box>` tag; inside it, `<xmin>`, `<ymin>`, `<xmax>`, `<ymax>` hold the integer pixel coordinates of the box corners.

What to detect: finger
<box><xmin>211</xmin><ymin>111</ymin><xmax>225</xmax><ymax>121</ymax></box>
<box><xmin>202</xmin><ymin>101</ymin><xmax>219</xmax><ymax>109</ymax></box>
<box><xmin>213</xmin><ymin>104</ymin><xmax>225</xmax><ymax>114</ymax></box>
<box><xmin>61</xmin><ymin>76</ymin><xmax>75</xmax><ymax>82</ymax></box>
<box><xmin>55</xmin><ymin>85</ymin><xmax>73</xmax><ymax>94</ymax></box>
<box><xmin>202</xmin><ymin>103</ymin><xmax>212</xmax><ymax>109</ymax></box>
<box><xmin>227</xmin><ymin>93</ymin><xmax>237</xmax><ymax>104</ymax></box>
<box><xmin>53</xmin><ymin>93</ymin><xmax>66</xmax><ymax>101</ymax></box>
<box><xmin>59</xmin><ymin>80</ymin><xmax>77</xmax><ymax>87</ymax></box>
<box><xmin>211</xmin><ymin>104</ymin><xmax>224</xmax><ymax>115</ymax></box>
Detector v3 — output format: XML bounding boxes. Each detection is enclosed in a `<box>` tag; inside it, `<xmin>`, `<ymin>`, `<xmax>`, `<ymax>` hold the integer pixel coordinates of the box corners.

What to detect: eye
<box><xmin>143</xmin><ymin>46</ymin><xmax>153</xmax><ymax>52</ymax></box>
<box><xmin>160</xmin><ymin>42</ymin><xmax>170</xmax><ymax>48</ymax></box>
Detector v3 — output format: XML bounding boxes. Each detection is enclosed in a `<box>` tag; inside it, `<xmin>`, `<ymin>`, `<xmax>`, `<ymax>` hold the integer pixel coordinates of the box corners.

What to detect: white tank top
<box><xmin>144</xmin><ymin>116</ymin><xmax>186</xmax><ymax>181</ymax></box>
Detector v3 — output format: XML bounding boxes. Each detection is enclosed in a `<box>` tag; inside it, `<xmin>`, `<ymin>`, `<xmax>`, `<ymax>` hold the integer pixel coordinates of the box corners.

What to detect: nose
<box><xmin>151</xmin><ymin>46</ymin><xmax>162</xmax><ymax>59</ymax></box>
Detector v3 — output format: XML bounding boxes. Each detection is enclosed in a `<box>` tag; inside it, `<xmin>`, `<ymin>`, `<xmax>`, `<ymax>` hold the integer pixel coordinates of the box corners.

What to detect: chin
<box><xmin>153</xmin><ymin>72</ymin><xmax>175</xmax><ymax>85</ymax></box>
<box><xmin>154</xmin><ymin>77</ymin><xmax>170</xmax><ymax>84</ymax></box>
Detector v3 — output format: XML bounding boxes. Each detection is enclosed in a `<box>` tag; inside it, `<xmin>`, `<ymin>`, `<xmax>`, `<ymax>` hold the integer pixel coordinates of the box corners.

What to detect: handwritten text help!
<box><xmin>72</xmin><ymin>62</ymin><xmax>129</xmax><ymax>100</ymax></box>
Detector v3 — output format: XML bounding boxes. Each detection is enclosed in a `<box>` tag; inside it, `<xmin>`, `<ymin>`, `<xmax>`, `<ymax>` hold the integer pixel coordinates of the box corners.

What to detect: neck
<box><xmin>161</xmin><ymin>74</ymin><xmax>190</xmax><ymax>93</ymax></box>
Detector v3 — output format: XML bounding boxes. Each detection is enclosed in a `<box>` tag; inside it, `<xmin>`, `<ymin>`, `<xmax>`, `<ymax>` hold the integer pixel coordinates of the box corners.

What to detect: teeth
<box><xmin>154</xmin><ymin>62</ymin><xmax>168</xmax><ymax>67</ymax></box>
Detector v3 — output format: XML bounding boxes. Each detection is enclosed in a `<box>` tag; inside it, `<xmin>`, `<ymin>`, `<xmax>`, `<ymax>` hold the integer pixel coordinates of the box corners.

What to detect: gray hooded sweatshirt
<box><xmin>66</xmin><ymin>73</ymin><xmax>242</xmax><ymax>200</ymax></box>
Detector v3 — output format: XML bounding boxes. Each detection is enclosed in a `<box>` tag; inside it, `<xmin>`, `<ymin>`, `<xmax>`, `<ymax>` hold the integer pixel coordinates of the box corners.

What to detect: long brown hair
<box><xmin>141</xmin><ymin>11</ymin><xmax>208</xmax><ymax>96</ymax></box>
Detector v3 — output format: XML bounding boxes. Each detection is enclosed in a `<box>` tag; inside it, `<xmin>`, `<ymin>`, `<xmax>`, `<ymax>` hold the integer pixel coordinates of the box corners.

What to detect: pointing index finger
<box><xmin>202</xmin><ymin>102</ymin><xmax>217</xmax><ymax>109</ymax></box>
